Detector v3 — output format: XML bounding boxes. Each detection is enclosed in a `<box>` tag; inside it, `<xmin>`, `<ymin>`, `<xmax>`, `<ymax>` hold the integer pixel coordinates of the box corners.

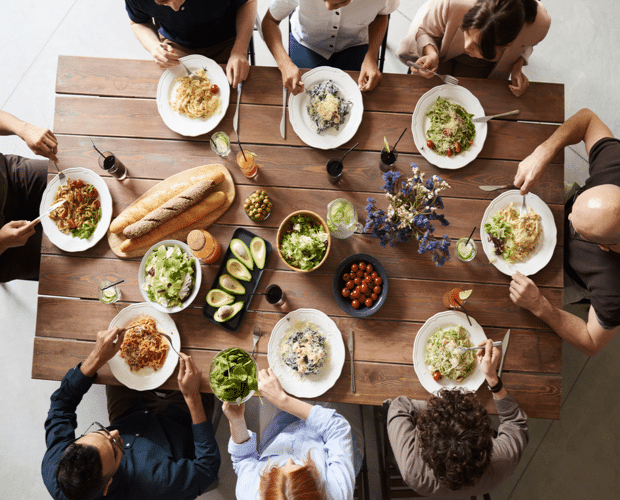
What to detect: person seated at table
<box><xmin>396</xmin><ymin>0</ymin><xmax>551</xmax><ymax>97</ymax></box>
<box><xmin>0</xmin><ymin>110</ymin><xmax>57</xmax><ymax>282</ymax></box>
<box><xmin>510</xmin><ymin>108</ymin><xmax>620</xmax><ymax>356</ymax></box>
<box><xmin>386</xmin><ymin>339</ymin><xmax>528</xmax><ymax>497</ymax></box>
<box><xmin>41</xmin><ymin>326</ymin><xmax>220</xmax><ymax>500</ymax></box>
<box><xmin>124</xmin><ymin>0</ymin><xmax>257</xmax><ymax>87</ymax></box>
<box><xmin>223</xmin><ymin>367</ymin><xmax>363</xmax><ymax>499</ymax></box>
<box><xmin>261</xmin><ymin>0</ymin><xmax>400</xmax><ymax>95</ymax></box>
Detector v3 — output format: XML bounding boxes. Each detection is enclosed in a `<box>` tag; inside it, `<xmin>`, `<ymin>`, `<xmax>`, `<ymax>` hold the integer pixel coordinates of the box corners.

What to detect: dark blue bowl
<box><xmin>333</xmin><ymin>253</ymin><xmax>388</xmax><ymax>318</ymax></box>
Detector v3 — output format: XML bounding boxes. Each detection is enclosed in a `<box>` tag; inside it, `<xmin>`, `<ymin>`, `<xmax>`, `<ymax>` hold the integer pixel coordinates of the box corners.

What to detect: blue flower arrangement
<box><xmin>364</xmin><ymin>164</ymin><xmax>452</xmax><ymax>266</ymax></box>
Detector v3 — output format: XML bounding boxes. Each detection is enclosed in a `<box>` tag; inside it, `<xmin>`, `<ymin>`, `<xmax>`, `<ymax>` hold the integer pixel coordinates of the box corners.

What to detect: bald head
<box><xmin>571</xmin><ymin>184</ymin><xmax>620</xmax><ymax>244</ymax></box>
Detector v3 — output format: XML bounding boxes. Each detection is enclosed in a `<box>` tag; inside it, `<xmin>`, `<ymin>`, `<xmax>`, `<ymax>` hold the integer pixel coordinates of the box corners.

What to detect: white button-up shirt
<box><xmin>269</xmin><ymin>0</ymin><xmax>399</xmax><ymax>60</ymax></box>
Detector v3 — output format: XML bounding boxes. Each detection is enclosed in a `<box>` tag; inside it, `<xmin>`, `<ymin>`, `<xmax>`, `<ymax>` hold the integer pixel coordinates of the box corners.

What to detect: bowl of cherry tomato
<box><xmin>333</xmin><ymin>254</ymin><xmax>388</xmax><ymax>317</ymax></box>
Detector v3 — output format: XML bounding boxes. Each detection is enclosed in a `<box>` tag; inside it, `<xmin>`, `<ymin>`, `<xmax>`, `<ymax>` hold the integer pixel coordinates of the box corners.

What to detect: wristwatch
<box><xmin>488</xmin><ymin>377</ymin><xmax>503</xmax><ymax>393</ymax></box>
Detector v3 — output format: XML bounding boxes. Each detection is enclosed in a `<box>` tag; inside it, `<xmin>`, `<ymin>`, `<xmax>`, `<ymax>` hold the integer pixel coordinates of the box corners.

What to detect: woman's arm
<box><xmin>258</xmin><ymin>367</ymin><xmax>313</xmax><ymax>420</ymax></box>
<box><xmin>226</xmin><ymin>0</ymin><xmax>257</xmax><ymax>87</ymax></box>
<box><xmin>358</xmin><ymin>14</ymin><xmax>388</xmax><ymax>91</ymax></box>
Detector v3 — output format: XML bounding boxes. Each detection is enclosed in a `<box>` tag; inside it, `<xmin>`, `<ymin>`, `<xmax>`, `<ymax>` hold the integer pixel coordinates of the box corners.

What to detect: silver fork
<box><xmin>455</xmin><ymin>341</ymin><xmax>503</xmax><ymax>354</ymax></box>
<box><xmin>520</xmin><ymin>194</ymin><xmax>528</xmax><ymax>215</ymax></box>
<box><xmin>407</xmin><ymin>61</ymin><xmax>458</xmax><ymax>85</ymax></box>
<box><xmin>251</xmin><ymin>325</ymin><xmax>262</xmax><ymax>357</ymax></box>
<box><xmin>179</xmin><ymin>61</ymin><xmax>204</xmax><ymax>81</ymax></box>
<box><xmin>159</xmin><ymin>331</ymin><xmax>181</xmax><ymax>357</ymax></box>
<box><xmin>53</xmin><ymin>161</ymin><xmax>66</xmax><ymax>183</ymax></box>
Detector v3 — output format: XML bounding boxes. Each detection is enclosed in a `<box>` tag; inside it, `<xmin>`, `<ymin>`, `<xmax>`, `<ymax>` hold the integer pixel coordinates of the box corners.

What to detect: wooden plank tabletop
<box><xmin>34</xmin><ymin>56</ymin><xmax>565</xmax><ymax>419</ymax></box>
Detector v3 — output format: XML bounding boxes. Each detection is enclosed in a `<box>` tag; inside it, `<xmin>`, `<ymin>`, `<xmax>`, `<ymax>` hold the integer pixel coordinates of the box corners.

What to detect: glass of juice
<box><xmin>210</xmin><ymin>131</ymin><xmax>231</xmax><ymax>157</ymax></box>
<box><xmin>326</xmin><ymin>198</ymin><xmax>362</xmax><ymax>239</ymax></box>
<box><xmin>265</xmin><ymin>284</ymin><xmax>285</xmax><ymax>306</ymax></box>
<box><xmin>379</xmin><ymin>147</ymin><xmax>397</xmax><ymax>172</ymax></box>
<box><xmin>442</xmin><ymin>287</ymin><xmax>463</xmax><ymax>309</ymax></box>
<box><xmin>237</xmin><ymin>150</ymin><xmax>258</xmax><ymax>178</ymax></box>
<box><xmin>456</xmin><ymin>237</ymin><xmax>477</xmax><ymax>262</ymax></box>
<box><xmin>98</xmin><ymin>152</ymin><xmax>127</xmax><ymax>180</ymax></box>
<box><xmin>98</xmin><ymin>280</ymin><xmax>121</xmax><ymax>304</ymax></box>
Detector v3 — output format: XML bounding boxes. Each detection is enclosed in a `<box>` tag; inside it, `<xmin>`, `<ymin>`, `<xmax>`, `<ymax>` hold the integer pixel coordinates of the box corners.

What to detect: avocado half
<box><xmin>250</xmin><ymin>236</ymin><xmax>266</xmax><ymax>270</ymax></box>
<box><xmin>219</xmin><ymin>274</ymin><xmax>246</xmax><ymax>295</ymax></box>
<box><xmin>226</xmin><ymin>258</ymin><xmax>252</xmax><ymax>281</ymax></box>
<box><xmin>214</xmin><ymin>301</ymin><xmax>244</xmax><ymax>322</ymax></box>
<box><xmin>230</xmin><ymin>238</ymin><xmax>254</xmax><ymax>270</ymax></box>
<box><xmin>206</xmin><ymin>288</ymin><xmax>235</xmax><ymax>307</ymax></box>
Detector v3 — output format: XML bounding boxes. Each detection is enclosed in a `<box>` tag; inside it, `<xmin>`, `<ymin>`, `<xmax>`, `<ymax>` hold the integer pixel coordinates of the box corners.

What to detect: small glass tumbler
<box><xmin>210</xmin><ymin>131</ymin><xmax>231</xmax><ymax>157</ymax></box>
<box><xmin>98</xmin><ymin>152</ymin><xmax>127</xmax><ymax>180</ymax></box>
<box><xmin>98</xmin><ymin>280</ymin><xmax>121</xmax><ymax>304</ymax></box>
<box><xmin>265</xmin><ymin>284</ymin><xmax>285</xmax><ymax>306</ymax></box>
<box><xmin>455</xmin><ymin>237</ymin><xmax>477</xmax><ymax>262</ymax></box>
<box><xmin>326</xmin><ymin>158</ymin><xmax>343</xmax><ymax>184</ymax></box>
<box><xmin>379</xmin><ymin>148</ymin><xmax>398</xmax><ymax>172</ymax></box>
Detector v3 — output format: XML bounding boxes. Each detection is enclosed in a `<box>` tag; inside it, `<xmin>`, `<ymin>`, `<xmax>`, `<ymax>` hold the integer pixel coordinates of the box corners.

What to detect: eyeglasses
<box><xmin>81</xmin><ymin>421</ymin><xmax>123</xmax><ymax>456</ymax></box>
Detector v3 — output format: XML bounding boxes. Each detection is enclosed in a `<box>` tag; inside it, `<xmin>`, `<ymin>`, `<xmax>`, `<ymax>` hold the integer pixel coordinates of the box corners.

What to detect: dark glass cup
<box><xmin>326</xmin><ymin>158</ymin><xmax>343</xmax><ymax>184</ymax></box>
<box><xmin>265</xmin><ymin>284</ymin><xmax>285</xmax><ymax>306</ymax></box>
<box><xmin>98</xmin><ymin>151</ymin><xmax>127</xmax><ymax>180</ymax></box>
<box><xmin>379</xmin><ymin>148</ymin><xmax>398</xmax><ymax>172</ymax></box>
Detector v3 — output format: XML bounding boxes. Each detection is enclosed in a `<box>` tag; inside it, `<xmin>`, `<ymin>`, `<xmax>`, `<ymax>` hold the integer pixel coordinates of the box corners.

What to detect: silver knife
<box><xmin>479</xmin><ymin>184</ymin><xmax>515</xmax><ymax>192</ymax></box>
<box><xmin>473</xmin><ymin>110</ymin><xmax>520</xmax><ymax>123</ymax></box>
<box><xmin>348</xmin><ymin>328</ymin><xmax>355</xmax><ymax>393</ymax></box>
<box><xmin>498</xmin><ymin>329</ymin><xmax>511</xmax><ymax>378</ymax></box>
<box><xmin>280</xmin><ymin>86</ymin><xmax>287</xmax><ymax>139</ymax></box>
<box><xmin>233</xmin><ymin>82</ymin><xmax>242</xmax><ymax>133</ymax></box>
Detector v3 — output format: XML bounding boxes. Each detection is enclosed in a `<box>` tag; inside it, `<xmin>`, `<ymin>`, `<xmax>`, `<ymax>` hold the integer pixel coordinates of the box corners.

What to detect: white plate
<box><xmin>288</xmin><ymin>66</ymin><xmax>363</xmax><ymax>150</ymax></box>
<box><xmin>108</xmin><ymin>303</ymin><xmax>180</xmax><ymax>391</ymax></box>
<box><xmin>481</xmin><ymin>190</ymin><xmax>557</xmax><ymax>276</ymax></box>
<box><xmin>412</xmin><ymin>84</ymin><xmax>487</xmax><ymax>169</ymax></box>
<box><xmin>413</xmin><ymin>310</ymin><xmax>487</xmax><ymax>395</ymax></box>
<box><xmin>39</xmin><ymin>167</ymin><xmax>112</xmax><ymax>252</ymax></box>
<box><xmin>156</xmin><ymin>54</ymin><xmax>230</xmax><ymax>137</ymax></box>
<box><xmin>138</xmin><ymin>239</ymin><xmax>202</xmax><ymax>313</ymax></box>
<box><xmin>267</xmin><ymin>308</ymin><xmax>345</xmax><ymax>398</ymax></box>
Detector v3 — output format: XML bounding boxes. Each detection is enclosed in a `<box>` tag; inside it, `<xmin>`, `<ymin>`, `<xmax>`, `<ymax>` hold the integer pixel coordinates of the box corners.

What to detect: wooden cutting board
<box><xmin>107</xmin><ymin>164</ymin><xmax>235</xmax><ymax>259</ymax></box>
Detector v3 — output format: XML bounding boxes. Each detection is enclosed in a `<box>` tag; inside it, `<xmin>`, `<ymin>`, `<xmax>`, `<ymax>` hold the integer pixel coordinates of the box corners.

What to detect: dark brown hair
<box><xmin>56</xmin><ymin>443</ymin><xmax>107</xmax><ymax>500</ymax></box>
<box><xmin>461</xmin><ymin>0</ymin><xmax>539</xmax><ymax>60</ymax></box>
<box><xmin>417</xmin><ymin>389</ymin><xmax>493</xmax><ymax>491</ymax></box>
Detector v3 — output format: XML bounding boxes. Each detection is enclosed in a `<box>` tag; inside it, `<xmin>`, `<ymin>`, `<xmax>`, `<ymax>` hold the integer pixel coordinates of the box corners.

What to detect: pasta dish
<box><xmin>484</xmin><ymin>203</ymin><xmax>542</xmax><ymax>263</ymax></box>
<box><xmin>169</xmin><ymin>68</ymin><xmax>221</xmax><ymax>119</ymax></box>
<box><xmin>425</xmin><ymin>326</ymin><xmax>476</xmax><ymax>382</ymax></box>
<box><xmin>306</xmin><ymin>80</ymin><xmax>352</xmax><ymax>133</ymax></box>
<box><xmin>281</xmin><ymin>320</ymin><xmax>328</xmax><ymax>375</ymax></box>
<box><xmin>48</xmin><ymin>178</ymin><xmax>101</xmax><ymax>239</ymax></box>
<box><xmin>119</xmin><ymin>316</ymin><xmax>169</xmax><ymax>372</ymax></box>
<box><xmin>425</xmin><ymin>97</ymin><xmax>475</xmax><ymax>157</ymax></box>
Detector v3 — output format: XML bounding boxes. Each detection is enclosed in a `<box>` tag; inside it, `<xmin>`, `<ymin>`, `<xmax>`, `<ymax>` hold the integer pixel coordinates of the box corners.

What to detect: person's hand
<box><xmin>513</xmin><ymin>144</ymin><xmax>552</xmax><ymax>195</ymax></box>
<box><xmin>258</xmin><ymin>367</ymin><xmax>287</xmax><ymax>407</ymax></box>
<box><xmin>81</xmin><ymin>327</ymin><xmax>125</xmax><ymax>377</ymax></box>
<box><xmin>509</xmin><ymin>270</ymin><xmax>545</xmax><ymax>315</ymax></box>
<box><xmin>0</xmin><ymin>220</ymin><xmax>36</xmax><ymax>253</ymax></box>
<box><xmin>20</xmin><ymin>123</ymin><xmax>58</xmax><ymax>162</ymax></box>
<box><xmin>509</xmin><ymin>69</ymin><xmax>529</xmax><ymax>97</ymax></box>
<box><xmin>223</xmin><ymin>401</ymin><xmax>245</xmax><ymax>422</ymax></box>
<box><xmin>477</xmin><ymin>338</ymin><xmax>501</xmax><ymax>385</ymax></box>
<box><xmin>358</xmin><ymin>57</ymin><xmax>381</xmax><ymax>92</ymax></box>
<box><xmin>226</xmin><ymin>52</ymin><xmax>250</xmax><ymax>88</ymax></box>
<box><xmin>411</xmin><ymin>54</ymin><xmax>439</xmax><ymax>78</ymax></box>
<box><xmin>151</xmin><ymin>42</ymin><xmax>181</xmax><ymax>69</ymax></box>
<box><xmin>178</xmin><ymin>352</ymin><xmax>203</xmax><ymax>401</ymax></box>
<box><xmin>281</xmin><ymin>60</ymin><xmax>304</xmax><ymax>95</ymax></box>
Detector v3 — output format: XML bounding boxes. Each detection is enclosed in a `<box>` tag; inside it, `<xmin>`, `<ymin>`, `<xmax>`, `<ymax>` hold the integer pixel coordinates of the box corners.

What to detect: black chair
<box><xmin>354</xmin><ymin>405</ymin><xmax>370</xmax><ymax>500</ymax></box>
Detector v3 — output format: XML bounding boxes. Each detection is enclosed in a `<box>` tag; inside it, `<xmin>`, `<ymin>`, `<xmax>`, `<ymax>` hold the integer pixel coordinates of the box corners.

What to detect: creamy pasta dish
<box><xmin>484</xmin><ymin>203</ymin><xmax>542</xmax><ymax>263</ymax></box>
<box><xmin>281</xmin><ymin>321</ymin><xmax>328</xmax><ymax>376</ymax></box>
<box><xmin>119</xmin><ymin>316</ymin><xmax>169</xmax><ymax>372</ymax></box>
<box><xmin>169</xmin><ymin>68</ymin><xmax>222</xmax><ymax>120</ymax></box>
<box><xmin>424</xmin><ymin>326</ymin><xmax>476</xmax><ymax>382</ymax></box>
<box><xmin>48</xmin><ymin>178</ymin><xmax>101</xmax><ymax>239</ymax></box>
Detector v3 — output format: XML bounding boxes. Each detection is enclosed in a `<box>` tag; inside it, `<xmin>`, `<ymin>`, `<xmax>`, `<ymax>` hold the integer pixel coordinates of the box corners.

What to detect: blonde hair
<box><xmin>259</xmin><ymin>453</ymin><xmax>326</xmax><ymax>500</ymax></box>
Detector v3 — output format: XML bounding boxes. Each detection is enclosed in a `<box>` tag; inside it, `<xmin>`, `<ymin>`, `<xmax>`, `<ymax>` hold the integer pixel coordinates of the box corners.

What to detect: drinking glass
<box><xmin>326</xmin><ymin>198</ymin><xmax>363</xmax><ymax>239</ymax></box>
<box><xmin>379</xmin><ymin>147</ymin><xmax>398</xmax><ymax>172</ymax></box>
<box><xmin>98</xmin><ymin>280</ymin><xmax>121</xmax><ymax>304</ymax></box>
<box><xmin>455</xmin><ymin>237</ymin><xmax>477</xmax><ymax>262</ymax></box>
<box><xmin>210</xmin><ymin>132</ymin><xmax>231</xmax><ymax>157</ymax></box>
<box><xmin>98</xmin><ymin>152</ymin><xmax>127</xmax><ymax>180</ymax></box>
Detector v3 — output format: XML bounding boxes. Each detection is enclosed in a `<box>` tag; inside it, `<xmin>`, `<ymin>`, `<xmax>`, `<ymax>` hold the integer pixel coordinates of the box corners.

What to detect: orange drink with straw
<box><xmin>237</xmin><ymin>150</ymin><xmax>257</xmax><ymax>178</ymax></box>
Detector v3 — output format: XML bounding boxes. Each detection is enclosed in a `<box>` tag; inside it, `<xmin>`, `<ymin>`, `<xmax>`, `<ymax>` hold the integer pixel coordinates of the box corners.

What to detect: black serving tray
<box><xmin>202</xmin><ymin>227</ymin><xmax>272</xmax><ymax>332</ymax></box>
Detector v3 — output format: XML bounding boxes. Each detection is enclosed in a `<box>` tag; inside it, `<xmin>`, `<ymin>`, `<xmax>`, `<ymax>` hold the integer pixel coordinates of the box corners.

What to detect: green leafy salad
<box><xmin>279</xmin><ymin>214</ymin><xmax>329</xmax><ymax>271</ymax></box>
<box><xmin>209</xmin><ymin>348</ymin><xmax>259</xmax><ymax>404</ymax></box>
<box><xmin>425</xmin><ymin>97</ymin><xmax>475</xmax><ymax>157</ymax></box>
<box><xmin>142</xmin><ymin>244</ymin><xmax>195</xmax><ymax>308</ymax></box>
<box><xmin>424</xmin><ymin>326</ymin><xmax>477</xmax><ymax>382</ymax></box>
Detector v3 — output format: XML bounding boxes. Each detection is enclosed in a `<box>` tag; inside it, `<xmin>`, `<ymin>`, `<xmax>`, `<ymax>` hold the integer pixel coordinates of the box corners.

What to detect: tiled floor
<box><xmin>1</xmin><ymin>1</ymin><xmax>619</xmax><ymax>499</ymax></box>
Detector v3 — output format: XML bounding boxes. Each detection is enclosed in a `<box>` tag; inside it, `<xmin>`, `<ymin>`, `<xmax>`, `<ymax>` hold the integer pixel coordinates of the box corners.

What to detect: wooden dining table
<box><xmin>32</xmin><ymin>55</ymin><xmax>565</xmax><ymax>420</ymax></box>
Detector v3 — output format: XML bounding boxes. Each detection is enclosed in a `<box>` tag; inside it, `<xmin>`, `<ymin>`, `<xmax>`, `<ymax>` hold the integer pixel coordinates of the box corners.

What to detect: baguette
<box><xmin>123</xmin><ymin>180</ymin><xmax>214</xmax><ymax>239</ymax></box>
<box><xmin>110</xmin><ymin>169</ymin><xmax>225</xmax><ymax>234</ymax></box>
<box><xmin>119</xmin><ymin>191</ymin><xmax>226</xmax><ymax>253</ymax></box>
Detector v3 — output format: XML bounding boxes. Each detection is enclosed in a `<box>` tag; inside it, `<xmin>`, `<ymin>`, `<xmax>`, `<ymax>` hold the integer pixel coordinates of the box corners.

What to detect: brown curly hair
<box><xmin>417</xmin><ymin>389</ymin><xmax>493</xmax><ymax>490</ymax></box>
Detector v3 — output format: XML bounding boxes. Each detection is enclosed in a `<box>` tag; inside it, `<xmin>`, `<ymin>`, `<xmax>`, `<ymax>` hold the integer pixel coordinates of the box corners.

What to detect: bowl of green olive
<box><xmin>244</xmin><ymin>190</ymin><xmax>273</xmax><ymax>221</ymax></box>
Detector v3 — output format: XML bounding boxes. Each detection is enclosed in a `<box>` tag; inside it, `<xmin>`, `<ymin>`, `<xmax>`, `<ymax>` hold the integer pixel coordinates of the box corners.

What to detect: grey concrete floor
<box><xmin>1</xmin><ymin>1</ymin><xmax>619</xmax><ymax>499</ymax></box>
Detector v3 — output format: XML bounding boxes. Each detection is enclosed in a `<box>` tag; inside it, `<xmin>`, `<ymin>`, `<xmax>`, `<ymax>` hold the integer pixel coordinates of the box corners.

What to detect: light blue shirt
<box><xmin>228</xmin><ymin>405</ymin><xmax>357</xmax><ymax>500</ymax></box>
